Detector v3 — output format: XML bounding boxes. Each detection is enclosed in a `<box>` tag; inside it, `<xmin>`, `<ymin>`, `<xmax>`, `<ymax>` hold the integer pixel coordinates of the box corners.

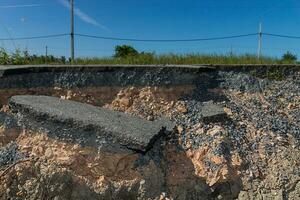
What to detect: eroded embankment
<box><xmin>0</xmin><ymin>65</ymin><xmax>300</xmax><ymax>200</ymax></box>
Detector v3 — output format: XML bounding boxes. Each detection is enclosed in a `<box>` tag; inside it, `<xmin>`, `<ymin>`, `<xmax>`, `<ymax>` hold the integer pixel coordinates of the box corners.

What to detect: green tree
<box><xmin>114</xmin><ymin>45</ymin><xmax>139</xmax><ymax>58</ymax></box>
<box><xmin>282</xmin><ymin>51</ymin><xmax>297</xmax><ymax>62</ymax></box>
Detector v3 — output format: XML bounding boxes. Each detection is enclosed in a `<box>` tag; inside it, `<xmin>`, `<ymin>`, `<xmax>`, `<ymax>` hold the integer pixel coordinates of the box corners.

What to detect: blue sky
<box><xmin>0</xmin><ymin>0</ymin><xmax>300</xmax><ymax>58</ymax></box>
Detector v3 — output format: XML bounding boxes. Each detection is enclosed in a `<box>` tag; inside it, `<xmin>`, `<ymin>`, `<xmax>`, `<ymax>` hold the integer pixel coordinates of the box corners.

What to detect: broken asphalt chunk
<box><xmin>9</xmin><ymin>95</ymin><xmax>174</xmax><ymax>153</ymax></box>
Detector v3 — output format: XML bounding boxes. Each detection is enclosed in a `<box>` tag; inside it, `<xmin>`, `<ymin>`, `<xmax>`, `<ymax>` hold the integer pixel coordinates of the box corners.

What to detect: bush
<box><xmin>114</xmin><ymin>45</ymin><xmax>139</xmax><ymax>58</ymax></box>
<box><xmin>281</xmin><ymin>51</ymin><xmax>297</xmax><ymax>63</ymax></box>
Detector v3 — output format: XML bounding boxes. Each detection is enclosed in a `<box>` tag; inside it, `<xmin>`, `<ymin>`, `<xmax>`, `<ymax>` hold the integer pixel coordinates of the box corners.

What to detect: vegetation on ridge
<box><xmin>0</xmin><ymin>45</ymin><xmax>298</xmax><ymax>65</ymax></box>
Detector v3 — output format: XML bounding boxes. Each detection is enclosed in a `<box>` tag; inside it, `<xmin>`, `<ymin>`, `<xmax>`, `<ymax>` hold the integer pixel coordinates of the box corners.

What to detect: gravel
<box><xmin>0</xmin><ymin>66</ymin><xmax>213</xmax><ymax>89</ymax></box>
<box><xmin>219</xmin><ymin>71</ymin><xmax>265</xmax><ymax>93</ymax></box>
<box><xmin>0</xmin><ymin>112</ymin><xmax>5</xmax><ymax>125</ymax></box>
<box><xmin>0</xmin><ymin>142</ymin><xmax>23</xmax><ymax>168</ymax></box>
<box><xmin>222</xmin><ymin>73</ymin><xmax>300</xmax><ymax>145</ymax></box>
<box><xmin>161</xmin><ymin>70</ymin><xmax>300</xmax><ymax>199</ymax></box>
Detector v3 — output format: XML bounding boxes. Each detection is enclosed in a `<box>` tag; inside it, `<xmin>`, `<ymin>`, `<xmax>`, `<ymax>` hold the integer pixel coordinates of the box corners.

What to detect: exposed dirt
<box><xmin>0</xmin><ymin>85</ymin><xmax>194</xmax><ymax>109</ymax></box>
<box><xmin>104</xmin><ymin>86</ymin><xmax>192</xmax><ymax>120</ymax></box>
<box><xmin>0</xmin><ymin>87</ymin><xmax>123</xmax><ymax>107</ymax></box>
<box><xmin>0</xmin><ymin>131</ymin><xmax>166</xmax><ymax>199</ymax></box>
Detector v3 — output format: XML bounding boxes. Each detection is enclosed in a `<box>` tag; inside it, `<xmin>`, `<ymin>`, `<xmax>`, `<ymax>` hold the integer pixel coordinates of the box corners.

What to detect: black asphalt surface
<box><xmin>0</xmin><ymin>64</ymin><xmax>215</xmax><ymax>78</ymax></box>
<box><xmin>0</xmin><ymin>66</ymin><xmax>215</xmax><ymax>89</ymax></box>
<box><xmin>9</xmin><ymin>95</ymin><xmax>174</xmax><ymax>152</ymax></box>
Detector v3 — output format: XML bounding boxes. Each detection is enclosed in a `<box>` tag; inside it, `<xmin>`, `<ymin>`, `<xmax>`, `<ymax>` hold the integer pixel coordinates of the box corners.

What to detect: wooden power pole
<box><xmin>258</xmin><ymin>23</ymin><xmax>262</xmax><ymax>59</ymax></box>
<box><xmin>70</xmin><ymin>0</ymin><xmax>75</xmax><ymax>64</ymax></box>
<box><xmin>45</xmin><ymin>45</ymin><xmax>48</xmax><ymax>64</ymax></box>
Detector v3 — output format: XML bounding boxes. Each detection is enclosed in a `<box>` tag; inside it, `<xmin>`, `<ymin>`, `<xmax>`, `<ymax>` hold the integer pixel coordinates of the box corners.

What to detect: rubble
<box><xmin>0</xmin><ymin>67</ymin><xmax>299</xmax><ymax>199</ymax></box>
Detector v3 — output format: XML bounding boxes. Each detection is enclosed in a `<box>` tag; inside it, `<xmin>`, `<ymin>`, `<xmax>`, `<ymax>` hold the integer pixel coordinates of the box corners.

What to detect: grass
<box><xmin>74</xmin><ymin>54</ymin><xmax>281</xmax><ymax>65</ymax></box>
<box><xmin>0</xmin><ymin>48</ymin><xmax>298</xmax><ymax>65</ymax></box>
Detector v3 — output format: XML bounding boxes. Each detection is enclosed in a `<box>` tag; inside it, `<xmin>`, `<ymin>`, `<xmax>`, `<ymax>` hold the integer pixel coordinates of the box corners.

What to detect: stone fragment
<box><xmin>201</xmin><ymin>103</ymin><xmax>227</xmax><ymax>123</ymax></box>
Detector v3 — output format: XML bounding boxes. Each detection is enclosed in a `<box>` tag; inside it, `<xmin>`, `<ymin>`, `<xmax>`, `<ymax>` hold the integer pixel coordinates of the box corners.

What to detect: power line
<box><xmin>46</xmin><ymin>46</ymin><xmax>257</xmax><ymax>52</ymax></box>
<box><xmin>0</xmin><ymin>33</ymin><xmax>69</xmax><ymax>41</ymax></box>
<box><xmin>263</xmin><ymin>33</ymin><xmax>300</xmax><ymax>39</ymax></box>
<box><xmin>0</xmin><ymin>32</ymin><xmax>300</xmax><ymax>42</ymax></box>
<box><xmin>75</xmin><ymin>33</ymin><xmax>259</xmax><ymax>42</ymax></box>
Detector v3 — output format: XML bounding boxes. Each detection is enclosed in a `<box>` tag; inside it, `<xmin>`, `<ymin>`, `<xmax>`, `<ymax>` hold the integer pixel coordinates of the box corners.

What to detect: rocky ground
<box><xmin>0</xmin><ymin>69</ymin><xmax>299</xmax><ymax>199</ymax></box>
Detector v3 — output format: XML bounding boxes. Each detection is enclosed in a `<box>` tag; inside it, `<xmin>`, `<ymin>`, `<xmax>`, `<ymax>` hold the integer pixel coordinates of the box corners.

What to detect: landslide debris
<box><xmin>0</xmin><ymin>69</ymin><xmax>299</xmax><ymax>199</ymax></box>
<box><xmin>104</xmin><ymin>71</ymin><xmax>300</xmax><ymax>199</ymax></box>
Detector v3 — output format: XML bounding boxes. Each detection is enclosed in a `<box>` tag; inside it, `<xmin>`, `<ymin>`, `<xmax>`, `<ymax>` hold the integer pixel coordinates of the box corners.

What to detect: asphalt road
<box><xmin>9</xmin><ymin>95</ymin><xmax>173</xmax><ymax>152</ymax></box>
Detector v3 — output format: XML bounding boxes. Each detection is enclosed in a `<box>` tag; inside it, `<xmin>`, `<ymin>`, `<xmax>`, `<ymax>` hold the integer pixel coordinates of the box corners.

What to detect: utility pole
<box><xmin>45</xmin><ymin>45</ymin><xmax>48</xmax><ymax>64</ymax></box>
<box><xmin>70</xmin><ymin>0</ymin><xmax>75</xmax><ymax>64</ymax></box>
<box><xmin>258</xmin><ymin>23</ymin><xmax>262</xmax><ymax>59</ymax></box>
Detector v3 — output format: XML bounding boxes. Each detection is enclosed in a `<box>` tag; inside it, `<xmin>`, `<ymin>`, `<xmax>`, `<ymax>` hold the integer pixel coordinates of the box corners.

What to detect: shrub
<box><xmin>281</xmin><ymin>51</ymin><xmax>297</xmax><ymax>63</ymax></box>
<box><xmin>114</xmin><ymin>45</ymin><xmax>139</xmax><ymax>58</ymax></box>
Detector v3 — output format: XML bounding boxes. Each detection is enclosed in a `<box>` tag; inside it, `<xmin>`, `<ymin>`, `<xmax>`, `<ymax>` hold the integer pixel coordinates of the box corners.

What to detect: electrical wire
<box><xmin>0</xmin><ymin>32</ymin><xmax>299</xmax><ymax>44</ymax></box>
<box><xmin>0</xmin><ymin>33</ymin><xmax>69</xmax><ymax>41</ymax></box>
<box><xmin>263</xmin><ymin>33</ymin><xmax>300</xmax><ymax>39</ymax></box>
<box><xmin>75</xmin><ymin>33</ymin><xmax>259</xmax><ymax>42</ymax></box>
<box><xmin>0</xmin><ymin>32</ymin><xmax>300</xmax><ymax>42</ymax></box>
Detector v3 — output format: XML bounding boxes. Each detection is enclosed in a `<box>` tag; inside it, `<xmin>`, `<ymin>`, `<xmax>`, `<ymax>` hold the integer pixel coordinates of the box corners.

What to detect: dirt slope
<box><xmin>0</xmin><ymin>68</ymin><xmax>299</xmax><ymax>199</ymax></box>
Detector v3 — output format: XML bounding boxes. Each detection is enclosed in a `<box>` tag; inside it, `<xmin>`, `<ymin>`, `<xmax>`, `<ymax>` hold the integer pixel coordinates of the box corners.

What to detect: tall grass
<box><xmin>74</xmin><ymin>53</ymin><xmax>281</xmax><ymax>65</ymax></box>
<box><xmin>0</xmin><ymin>48</ymin><xmax>67</xmax><ymax>65</ymax></box>
<box><xmin>0</xmin><ymin>48</ymin><xmax>297</xmax><ymax>65</ymax></box>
